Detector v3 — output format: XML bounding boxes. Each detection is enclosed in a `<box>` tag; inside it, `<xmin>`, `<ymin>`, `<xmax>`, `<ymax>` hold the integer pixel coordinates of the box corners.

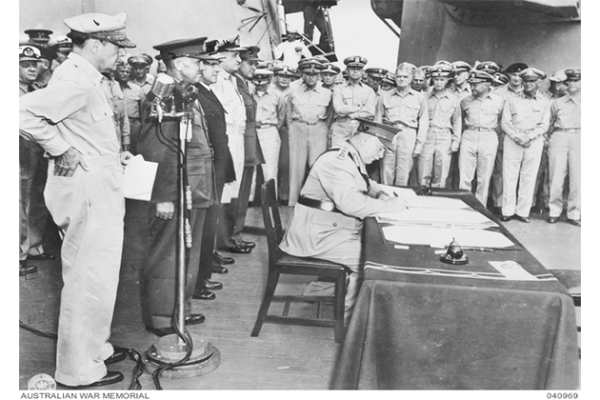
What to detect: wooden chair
<box><xmin>549</xmin><ymin>269</ymin><xmax>581</xmax><ymax>358</ymax></box>
<box><xmin>251</xmin><ymin>179</ymin><xmax>348</xmax><ymax>343</ymax></box>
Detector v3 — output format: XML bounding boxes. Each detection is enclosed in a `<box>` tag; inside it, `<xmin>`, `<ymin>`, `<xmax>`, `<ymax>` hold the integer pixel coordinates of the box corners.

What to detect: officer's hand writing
<box><xmin>387</xmin><ymin>196</ymin><xmax>409</xmax><ymax>211</ymax></box>
<box><xmin>53</xmin><ymin>147</ymin><xmax>88</xmax><ymax>177</ymax></box>
<box><xmin>376</xmin><ymin>191</ymin><xmax>392</xmax><ymax>200</ymax></box>
<box><xmin>120</xmin><ymin>151</ymin><xmax>134</xmax><ymax>166</ymax></box>
<box><xmin>156</xmin><ymin>202</ymin><xmax>175</xmax><ymax>220</ymax></box>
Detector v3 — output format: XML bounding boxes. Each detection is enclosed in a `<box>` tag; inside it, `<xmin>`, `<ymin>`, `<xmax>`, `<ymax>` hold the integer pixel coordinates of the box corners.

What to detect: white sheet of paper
<box><xmin>376</xmin><ymin>184</ymin><xmax>417</xmax><ymax>199</ymax></box>
<box><xmin>488</xmin><ymin>261</ymin><xmax>538</xmax><ymax>281</ymax></box>
<box><xmin>382</xmin><ymin>225</ymin><xmax>514</xmax><ymax>248</ymax></box>
<box><xmin>405</xmin><ymin>196</ymin><xmax>470</xmax><ymax>210</ymax></box>
<box><xmin>377</xmin><ymin>208</ymin><xmax>497</xmax><ymax>227</ymax></box>
<box><xmin>123</xmin><ymin>155</ymin><xmax>158</xmax><ymax>201</ymax></box>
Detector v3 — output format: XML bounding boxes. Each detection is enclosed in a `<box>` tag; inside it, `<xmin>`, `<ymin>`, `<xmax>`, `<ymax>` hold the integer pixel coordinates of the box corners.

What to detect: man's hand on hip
<box><xmin>53</xmin><ymin>147</ymin><xmax>89</xmax><ymax>177</ymax></box>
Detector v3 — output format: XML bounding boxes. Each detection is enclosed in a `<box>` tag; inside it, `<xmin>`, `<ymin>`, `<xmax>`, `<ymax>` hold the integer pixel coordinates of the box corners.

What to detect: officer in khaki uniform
<box><xmin>20</xmin><ymin>13</ymin><xmax>136</xmax><ymax>387</ymax></box>
<box><xmin>128</xmin><ymin>54</ymin><xmax>154</xmax><ymax>95</ymax></box>
<box><xmin>417</xmin><ymin>64</ymin><xmax>461</xmax><ymax>187</ymax></box>
<box><xmin>363</xmin><ymin>67</ymin><xmax>388</xmax><ymax>92</ymax></box>
<box><xmin>113</xmin><ymin>60</ymin><xmax>145</xmax><ymax>154</ymax></box>
<box><xmin>280</xmin><ymin>119</ymin><xmax>408</xmax><ymax>321</ymax></box>
<box><xmin>321</xmin><ymin>63</ymin><xmax>340</xmax><ymax>90</ymax></box>
<box><xmin>459</xmin><ymin>70</ymin><xmax>504</xmax><ymax>205</ymax></box>
<box><xmin>490</xmin><ymin>63</ymin><xmax>528</xmax><ymax>212</ymax></box>
<box><xmin>547</xmin><ymin>69</ymin><xmax>581</xmax><ymax>226</ymax></box>
<box><xmin>500</xmin><ymin>68</ymin><xmax>551</xmax><ymax>223</ymax></box>
<box><xmin>376</xmin><ymin>62</ymin><xmax>429</xmax><ymax>186</ymax></box>
<box><xmin>330</xmin><ymin>56</ymin><xmax>377</xmax><ymax>148</ymax></box>
<box><xmin>286</xmin><ymin>60</ymin><xmax>332</xmax><ymax>206</ymax></box>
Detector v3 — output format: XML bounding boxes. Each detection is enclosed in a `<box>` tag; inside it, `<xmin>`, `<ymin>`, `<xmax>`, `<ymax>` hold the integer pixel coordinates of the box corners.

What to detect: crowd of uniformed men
<box><xmin>18</xmin><ymin>11</ymin><xmax>580</xmax><ymax>388</ymax></box>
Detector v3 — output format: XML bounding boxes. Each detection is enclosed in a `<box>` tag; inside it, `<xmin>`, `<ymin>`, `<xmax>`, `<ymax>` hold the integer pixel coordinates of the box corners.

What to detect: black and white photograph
<box><xmin>15</xmin><ymin>0</ymin><xmax>588</xmax><ymax>395</ymax></box>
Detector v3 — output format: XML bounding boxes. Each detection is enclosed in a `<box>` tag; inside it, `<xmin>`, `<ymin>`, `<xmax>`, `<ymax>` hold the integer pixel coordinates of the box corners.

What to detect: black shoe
<box><xmin>105</xmin><ymin>347</ymin><xmax>128</xmax><ymax>364</ymax></box>
<box><xmin>224</xmin><ymin>243</ymin><xmax>253</xmax><ymax>254</ymax></box>
<box><xmin>240</xmin><ymin>240</ymin><xmax>256</xmax><ymax>249</ymax></box>
<box><xmin>203</xmin><ymin>280</ymin><xmax>223</xmax><ymax>290</ymax></box>
<box><xmin>214</xmin><ymin>252</ymin><xmax>234</xmax><ymax>265</ymax></box>
<box><xmin>19</xmin><ymin>261</ymin><xmax>38</xmax><ymax>276</ymax></box>
<box><xmin>186</xmin><ymin>313</ymin><xmax>206</xmax><ymax>325</ymax></box>
<box><xmin>193</xmin><ymin>289</ymin><xmax>216</xmax><ymax>301</ymax></box>
<box><xmin>547</xmin><ymin>217</ymin><xmax>558</xmax><ymax>224</ymax></box>
<box><xmin>515</xmin><ymin>215</ymin><xmax>531</xmax><ymax>223</ymax></box>
<box><xmin>27</xmin><ymin>253</ymin><xmax>56</xmax><ymax>261</ymax></box>
<box><xmin>500</xmin><ymin>215</ymin><xmax>514</xmax><ymax>222</ymax></box>
<box><xmin>59</xmin><ymin>371</ymin><xmax>124</xmax><ymax>388</ymax></box>
<box><xmin>567</xmin><ymin>219</ymin><xmax>581</xmax><ymax>227</ymax></box>
<box><xmin>211</xmin><ymin>262</ymin><xmax>229</xmax><ymax>274</ymax></box>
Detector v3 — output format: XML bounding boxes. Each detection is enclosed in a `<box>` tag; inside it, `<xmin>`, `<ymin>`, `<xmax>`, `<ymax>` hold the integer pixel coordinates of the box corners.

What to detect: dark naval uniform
<box><xmin>138</xmin><ymin>82</ymin><xmax>217</xmax><ymax>330</ymax></box>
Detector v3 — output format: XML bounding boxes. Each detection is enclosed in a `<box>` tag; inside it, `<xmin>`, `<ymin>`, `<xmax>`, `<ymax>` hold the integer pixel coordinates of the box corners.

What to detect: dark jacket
<box><xmin>195</xmin><ymin>83</ymin><xmax>236</xmax><ymax>186</ymax></box>
<box><xmin>235</xmin><ymin>74</ymin><xmax>265</xmax><ymax>166</ymax></box>
<box><xmin>138</xmin><ymin>83</ymin><xmax>216</xmax><ymax>208</ymax></box>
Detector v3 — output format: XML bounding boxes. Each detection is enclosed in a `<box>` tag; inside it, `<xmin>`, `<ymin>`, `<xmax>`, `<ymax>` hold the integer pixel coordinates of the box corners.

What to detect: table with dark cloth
<box><xmin>331</xmin><ymin>189</ymin><xmax>579</xmax><ymax>390</ymax></box>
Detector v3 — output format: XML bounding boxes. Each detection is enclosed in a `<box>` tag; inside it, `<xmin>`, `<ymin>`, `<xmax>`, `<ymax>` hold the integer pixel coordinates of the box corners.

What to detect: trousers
<box><xmin>548</xmin><ymin>130</ymin><xmax>581</xmax><ymax>220</ymax></box>
<box><xmin>502</xmin><ymin>136</ymin><xmax>544</xmax><ymax>218</ymax></box>
<box><xmin>254</xmin><ymin>126</ymin><xmax>281</xmax><ymax>193</ymax></box>
<box><xmin>46</xmin><ymin>156</ymin><xmax>124</xmax><ymax>386</ymax></box>
<box><xmin>417</xmin><ymin>128</ymin><xmax>452</xmax><ymax>188</ymax></box>
<box><xmin>459</xmin><ymin>130</ymin><xmax>498</xmax><ymax>205</ymax></box>
<box><xmin>490</xmin><ymin>131</ymin><xmax>505</xmax><ymax>208</ymax></box>
<box><xmin>381</xmin><ymin>128</ymin><xmax>417</xmax><ymax>186</ymax></box>
<box><xmin>277</xmin><ymin>125</ymin><xmax>290</xmax><ymax>201</ymax></box>
<box><xmin>288</xmin><ymin>121</ymin><xmax>328</xmax><ymax>206</ymax></box>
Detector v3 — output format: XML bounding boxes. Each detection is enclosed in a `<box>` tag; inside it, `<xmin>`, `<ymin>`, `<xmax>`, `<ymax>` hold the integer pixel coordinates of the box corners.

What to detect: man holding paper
<box><xmin>279</xmin><ymin>119</ymin><xmax>409</xmax><ymax>321</ymax></box>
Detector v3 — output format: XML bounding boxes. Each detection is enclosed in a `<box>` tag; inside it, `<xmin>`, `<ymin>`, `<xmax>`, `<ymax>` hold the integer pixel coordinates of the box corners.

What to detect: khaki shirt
<box><xmin>122</xmin><ymin>81</ymin><xmax>145</xmax><ymax>120</ymax></box>
<box><xmin>550</xmin><ymin>93</ymin><xmax>581</xmax><ymax>130</ymax></box>
<box><xmin>332</xmin><ymin>81</ymin><xmax>377</xmax><ymax>120</ymax></box>
<box><xmin>501</xmin><ymin>92</ymin><xmax>551</xmax><ymax>140</ymax></box>
<box><xmin>449</xmin><ymin>83</ymin><xmax>472</xmax><ymax>101</ymax></box>
<box><xmin>461</xmin><ymin>92</ymin><xmax>504</xmax><ymax>131</ymax></box>
<box><xmin>129</xmin><ymin>73</ymin><xmax>154</xmax><ymax>96</ymax></box>
<box><xmin>286</xmin><ymin>82</ymin><xmax>332</xmax><ymax>125</ymax></box>
<box><xmin>427</xmin><ymin>89</ymin><xmax>462</xmax><ymax>146</ymax></box>
<box><xmin>254</xmin><ymin>87</ymin><xmax>286</xmax><ymax>128</ymax></box>
<box><xmin>375</xmin><ymin>88</ymin><xmax>429</xmax><ymax>152</ymax></box>
<box><xmin>20</xmin><ymin>52</ymin><xmax>118</xmax><ymax>157</ymax></box>
<box><xmin>495</xmin><ymin>84</ymin><xmax>523</xmax><ymax>100</ymax></box>
<box><xmin>213</xmin><ymin>69</ymin><xmax>246</xmax><ymax>128</ymax></box>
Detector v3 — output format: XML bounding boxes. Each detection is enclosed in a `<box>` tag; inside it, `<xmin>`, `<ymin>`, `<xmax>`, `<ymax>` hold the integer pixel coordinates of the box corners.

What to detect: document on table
<box><xmin>488</xmin><ymin>261</ymin><xmax>538</xmax><ymax>281</ymax></box>
<box><xmin>376</xmin><ymin>208</ymin><xmax>498</xmax><ymax>228</ymax></box>
<box><xmin>123</xmin><ymin>155</ymin><xmax>158</xmax><ymax>201</ymax></box>
<box><xmin>381</xmin><ymin>225</ymin><xmax>514</xmax><ymax>248</ymax></box>
<box><xmin>375</xmin><ymin>185</ymin><xmax>469</xmax><ymax>209</ymax></box>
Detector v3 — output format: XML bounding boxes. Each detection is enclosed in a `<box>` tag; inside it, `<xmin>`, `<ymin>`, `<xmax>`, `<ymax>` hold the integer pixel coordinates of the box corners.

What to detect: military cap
<box><xmin>321</xmin><ymin>63</ymin><xmax>341</xmax><ymax>75</ymax></box>
<box><xmin>382</xmin><ymin>72</ymin><xmax>396</xmax><ymax>86</ymax></box>
<box><xmin>433</xmin><ymin>60</ymin><xmax>451</xmax><ymax>67</ymax></box>
<box><xmin>503</xmin><ymin>63</ymin><xmax>528</xmax><ymax>74</ymax></box>
<box><xmin>548</xmin><ymin>70</ymin><xmax>568</xmax><ymax>83</ymax></box>
<box><xmin>240</xmin><ymin>46</ymin><xmax>262</xmax><ymax>62</ymax></box>
<box><xmin>467</xmin><ymin>70</ymin><xmax>495</xmax><ymax>83</ymax></box>
<box><xmin>213</xmin><ymin>35</ymin><xmax>245</xmax><ymax>53</ymax></box>
<box><xmin>413</xmin><ymin>68</ymin><xmax>427</xmax><ymax>79</ymax></box>
<box><xmin>476</xmin><ymin>61</ymin><xmax>502</xmax><ymax>74</ymax></box>
<box><xmin>20</xmin><ymin>42</ymin><xmax>57</xmax><ymax>60</ymax></box>
<box><xmin>365</xmin><ymin>67</ymin><xmax>388</xmax><ymax>79</ymax></box>
<box><xmin>519</xmin><ymin>67</ymin><xmax>546</xmax><ymax>81</ymax></box>
<box><xmin>493</xmin><ymin>72</ymin><xmax>509</xmax><ymax>85</ymax></box>
<box><xmin>565</xmin><ymin>68</ymin><xmax>581</xmax><ymax>81</ymax></box>
<box><xmin>451</xmin><ymin>61</ymin><xmax>472</xmax><ymax>73</ymax></box>
<box><xmin>252</xmin><ymin>69</ymin><xmax>273</xmax><ymax>84</ymax></box>
<box><xmin>24</xmin><ymin>28</ymin><xmax>53</xmax><ymax>46</ymax></box>
<box><xmin>299</xmin><ymin>60</ymin><xmax>324</xmax><ymax>74</ymax></box>
<box><xmin>128</xmin><ymin>54</ymin><xmax>151</xmax><ymax>65</ymax></box>
<box><xmin>429</xmin><ymin>64</ymin><xmax>453</xmax><ymax>78</ymax></box>
<box><xmin>153</xmin><ymin>37</ymin><xmax>218</xmax><ymax>61</ymax></box>
<box><xmin>64</xmin><ymin>12</ymin><xmax>136</xmax><ymax>48</ymax></box>
<box><xmin>49</xmin><ymin>35</ymin><xmax>72</xmax><ymax>50</ymax></box>
<box><xmin>344</xmin><ymin>55</ymin><xmax>368</xmax><ymax>68</ymax></box>
<box><xmin>313</xmin><ymin>55</ymin><xmax>329</xmax><ymax>63</ymax></box>
<box><xmin>273</xmin><ymin>64</ymin><xmax>297</xmax><ymax>77</ymax></box>
<box><xmin>356</xmin><ymin>118</ymin><xmax>399</xmax><ymax>150</ymax></box>
<box><xmin>19</xmin><ymin>45</ymin><xmax>42</xmax><ymax>62</ymax></box>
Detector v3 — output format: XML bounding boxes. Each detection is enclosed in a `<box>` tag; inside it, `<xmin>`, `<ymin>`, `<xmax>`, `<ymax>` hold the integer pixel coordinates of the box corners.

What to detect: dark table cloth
<box><xmin>331</xmin><ymin>189</ymin><xmax>579</xmax><ymax>390</ymax></box>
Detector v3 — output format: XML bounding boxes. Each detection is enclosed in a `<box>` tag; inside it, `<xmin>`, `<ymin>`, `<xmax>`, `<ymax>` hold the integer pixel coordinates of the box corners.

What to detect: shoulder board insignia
<box><xmin>337</xmin><ymin>147</ymin><xmax>349</xmax><ymax>159</ymax></box>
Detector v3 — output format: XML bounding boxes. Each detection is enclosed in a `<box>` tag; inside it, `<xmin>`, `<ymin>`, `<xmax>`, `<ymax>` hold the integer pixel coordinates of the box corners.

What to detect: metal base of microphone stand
<box><xmin>142</xmin><ymin>333</ymin><xmax>221</xmax><ymax>379</ymax></box>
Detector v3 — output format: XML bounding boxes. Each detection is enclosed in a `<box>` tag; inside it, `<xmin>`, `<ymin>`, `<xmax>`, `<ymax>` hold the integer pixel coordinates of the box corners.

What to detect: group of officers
<box><xmin>18</xmin><ymin>10</ymin><xmax>580</xmax><ymax>389</ymax></box>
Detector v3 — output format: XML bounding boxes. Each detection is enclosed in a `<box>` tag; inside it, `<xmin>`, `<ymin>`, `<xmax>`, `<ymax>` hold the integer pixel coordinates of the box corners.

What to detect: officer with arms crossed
<box><xmin>19</xmin><ymin>12</ymin><xmax>136</xmax><ymax>388</ymax></box>
<box><xmin>280</xmin><ymin>119</ymin><xmax>409</xmax><ymax>321</ymax></box>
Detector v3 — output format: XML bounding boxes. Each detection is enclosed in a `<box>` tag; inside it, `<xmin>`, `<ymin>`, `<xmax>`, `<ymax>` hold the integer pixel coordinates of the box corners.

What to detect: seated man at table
<box><xmin>279</xmin><ymin>119</ymin><xmax>409</xmax><ymax>321</ymax></box>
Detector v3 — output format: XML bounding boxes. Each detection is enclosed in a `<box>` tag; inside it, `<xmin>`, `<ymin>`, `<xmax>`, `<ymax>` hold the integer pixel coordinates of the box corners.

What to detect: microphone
<box><xmin>149</xmin><ymin>73</ymin><xmax>175</xmax><ymax>122</ymax></box>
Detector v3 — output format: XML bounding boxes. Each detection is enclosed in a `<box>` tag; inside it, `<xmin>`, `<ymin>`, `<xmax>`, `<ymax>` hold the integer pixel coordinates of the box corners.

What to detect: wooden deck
<box><xmin>19</xmin><ymin>201</ymin><xmax>581</xmax><ymax>390</ymax></box>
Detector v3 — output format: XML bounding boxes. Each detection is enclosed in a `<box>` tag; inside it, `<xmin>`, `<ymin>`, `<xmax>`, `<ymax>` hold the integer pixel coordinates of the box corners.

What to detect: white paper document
<box><xmin>382</xmin><ymin>225</ymin><xmax>514</xmax><ymax>248</ymax></box>
<box><xmin>376</xmin><ymin>184</ymin><xmax>417</xmax><ymax>199</ymax></box>
<box><xmin>123</xmin><ymin>155</ymin><xmax>158</xmax><ymax>201</ymax></box>
<box><xmin>377</xmin><ymin>208</ymin><xmax>498</xmax><ymax>228</ymax></box>
<box><xmin>488</xmin><ymin>261</ymin><xmax>538</xmax><ymax>281</ymax></box>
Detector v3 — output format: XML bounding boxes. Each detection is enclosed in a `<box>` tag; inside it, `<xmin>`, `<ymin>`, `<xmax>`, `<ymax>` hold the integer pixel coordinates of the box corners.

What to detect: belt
<box><xmin>297</xmin><ymin>196</ymin><xmax>339</xmax><ymax>213</ymax></box>
<box><xmin>128</xmin><ymin>117</ymin><xmax>141</xmax><ymax>122</ymax></box>
<box><xmin>429</xmin><ymin>127</ymin><xmax>451</xmax><ymax>132</ymax></box>
<box><xmin>333</xmin><ymin>117</ymin><xmax>356</xmax><ymax>123</ymax></box>
<box><xmin>554</xmin><ymin>128</ymin><xmax>581</xmax><ymax>133</ymax></box>
<box><xmin>50</xmin><ymin>153</ymin><xmax>121</xmax><ymax>167</ymax></box>
<box><xmin>256</xmin><ymin>122</ymin><xmax>277</xmax><ymax>129</ymax></box>
<box><xmin>388</xmin><ymin>121</ymin><xmax>418</xmax><ymax>130</ymax></box>
<box><xmin>465</xmin><ymin>126</ymin><xmax>496</xmax><ymax>132</ymax></box>
<box><xmin>292</xmin><ymin>119</ymin><xmax>325</xmax><ymax>125</ymax></box>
